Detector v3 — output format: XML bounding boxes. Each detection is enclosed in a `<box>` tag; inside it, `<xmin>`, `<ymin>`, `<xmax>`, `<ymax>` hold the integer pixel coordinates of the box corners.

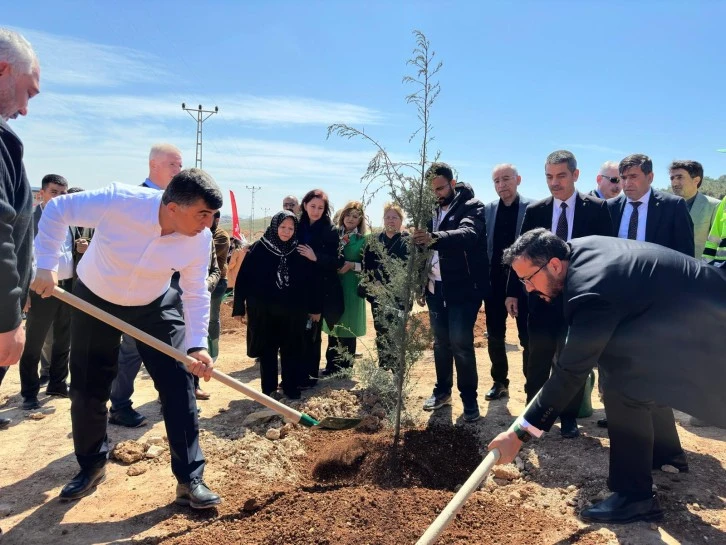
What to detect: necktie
<box><xmin>627</xmin><ymin>202</ymin><xmax>642</xmax><ymax>240</ymax></box>
<box><xmin>555</xmin><ymin>202</ymin><xmax>568</xmax><ymax>240</ymax></box>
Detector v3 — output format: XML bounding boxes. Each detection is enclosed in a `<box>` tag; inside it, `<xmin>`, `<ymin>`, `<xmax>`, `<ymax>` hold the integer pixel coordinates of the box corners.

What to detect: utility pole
<box><xmin>246</xmin><ymin>185</ymin><xmax>262</xmax><ymax>240</ymax></box>
<box><xmin>181</xmin><ymin>103</ymin><xmax>218</xmax><ymax>169</ymax></box>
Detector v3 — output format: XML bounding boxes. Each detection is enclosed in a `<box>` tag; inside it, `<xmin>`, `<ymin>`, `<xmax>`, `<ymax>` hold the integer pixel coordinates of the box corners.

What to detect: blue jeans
<box><xmin>426</xmin><ymin>282</ymin><xmax>481</xmax><ymax>407</ymax></box>
<box><xmin>109</xmin><ymin>334</ymin><xmax>143</xmax><ymax>411</ymax></box>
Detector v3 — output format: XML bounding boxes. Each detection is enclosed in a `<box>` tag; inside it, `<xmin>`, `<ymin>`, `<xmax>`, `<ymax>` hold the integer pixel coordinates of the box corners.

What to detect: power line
<box><xmin>181</xmin><ymin>103</ymin><xmax>219</xmax><ymax>169</ymax></box>
<box><xmin>246</xmin><ymin>185</ymin><xmax>262</xmax><ymax>240</ymax></box>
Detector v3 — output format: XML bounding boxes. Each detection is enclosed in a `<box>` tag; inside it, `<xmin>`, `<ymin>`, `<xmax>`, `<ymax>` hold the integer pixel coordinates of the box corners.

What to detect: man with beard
<box><xmin>412</xmin><ymin>162</ymin><xmax>490</xmax><ymax>422</ymax></box>
<box><xmin>489</xmin><ymin>228</ymin><xmax>725</xmax><ymax>524</ymax></box>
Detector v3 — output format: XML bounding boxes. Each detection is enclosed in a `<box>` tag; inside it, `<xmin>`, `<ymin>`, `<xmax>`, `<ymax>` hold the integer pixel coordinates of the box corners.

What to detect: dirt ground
<box><xmin>0</xmin><ymin>303</ymin><xmax>723</xmax><ymax>545</ymax></box>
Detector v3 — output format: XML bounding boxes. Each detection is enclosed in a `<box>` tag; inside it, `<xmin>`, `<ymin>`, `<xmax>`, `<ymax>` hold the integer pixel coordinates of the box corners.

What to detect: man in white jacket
<box><xmin>31</xmin><ymin>169</ymin><xmax>222</xmax><ymax>509</ymax></box>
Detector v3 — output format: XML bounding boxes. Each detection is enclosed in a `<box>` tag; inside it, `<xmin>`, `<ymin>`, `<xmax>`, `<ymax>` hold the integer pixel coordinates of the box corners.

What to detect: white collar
<box><xmin>554</xmin><ymin>191</ymin><xmax>578</xmax><ymax>209</ymax></box>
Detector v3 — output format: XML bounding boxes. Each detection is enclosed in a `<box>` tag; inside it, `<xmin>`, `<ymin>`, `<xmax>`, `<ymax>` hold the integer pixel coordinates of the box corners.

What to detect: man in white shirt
<box><xmin>20</xmin><ymin>174</ymin><xmax>72</xmax><ymax>410</ymax></box>
<box><xmin>109</xmin><ymin>143</ymin><xmax>183</xmax><ymax>428</ymax></box>
<box><xmin>32</xmin><ymin>168</ymin><xmax>222</xmax><ymax>509</ymax></box>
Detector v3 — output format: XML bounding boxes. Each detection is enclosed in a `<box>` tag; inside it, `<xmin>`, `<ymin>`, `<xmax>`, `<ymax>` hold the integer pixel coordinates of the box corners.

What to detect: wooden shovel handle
<box><xmin>52</xmin><ymin>286</ymin><xmax>306</xmax><ymax>424</ymax></box>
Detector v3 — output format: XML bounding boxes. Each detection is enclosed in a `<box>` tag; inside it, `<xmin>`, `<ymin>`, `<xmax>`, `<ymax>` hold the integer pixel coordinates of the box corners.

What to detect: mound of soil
<box><xmin>220</xmin><ymin>300</ymin><xmax>245</xmax><ymax>333</ymax></box>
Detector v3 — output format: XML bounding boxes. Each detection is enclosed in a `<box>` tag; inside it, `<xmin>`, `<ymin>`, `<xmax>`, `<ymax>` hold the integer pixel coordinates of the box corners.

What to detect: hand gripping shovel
<box><xmin>415</xmin><ymin>393</ymin><xmax>541</xmax><ymax>544</ymax></box>
<box><xmin>52</xmin><ymin>286</ymin><xmax>360</xmax><ymax>431</ymax></box>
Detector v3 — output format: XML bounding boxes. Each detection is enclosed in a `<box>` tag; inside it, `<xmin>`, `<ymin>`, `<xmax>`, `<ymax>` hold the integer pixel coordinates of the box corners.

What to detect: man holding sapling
<box><xmin>412</xmin><ymin>162</ymin><xmax>490</xmax><ymax>423</ymax></box>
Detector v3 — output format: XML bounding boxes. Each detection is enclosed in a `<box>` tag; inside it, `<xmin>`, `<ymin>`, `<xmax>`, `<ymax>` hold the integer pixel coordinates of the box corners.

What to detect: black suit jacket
<box><xmin>524</xmin><ymin>236</ymin><xmax>726</xmax><ymax>430</ymax></box>
<box><xmin>607</xmin><ymin>189</ymin><xmax>694</xmax><ymax>256</ymax></box>
<box><xmin>506</xmin><ymin>192</ymin><xmax>612</xmax><ymax>298</ymax></box>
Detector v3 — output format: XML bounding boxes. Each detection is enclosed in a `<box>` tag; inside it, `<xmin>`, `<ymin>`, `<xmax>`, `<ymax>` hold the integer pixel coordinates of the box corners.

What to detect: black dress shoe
<box><xmin>485</xmin><ymin>382</ymin><xmax>508</xmax><ymax>401</ymax></box>
<box><xmin>46</xmin><ymin>383</ymin><xmax>69</xmax><ymax>398</ymax></box>
<box><xmin>176</xmin><ymin>478</ymin><xmax>221</xmax><ymax>509</ymax></box>
<box><xmin>22</xmin><ymin>397</ymin><xmax>40</xmax><ymax>410</ymax></box>
<box><xmin>108</xmin><ymin>406</ymin><xmax>147</xmax><ymax>428</ymax></box>
<box><xmin>560</xmin><ymin>417</ymin><xmax>580</xmax><ymax>438</ymax></box>
<box><xmin>597</xmin><ymin>418</ymin><xmax>608</xmax><ymax>428</ymax></box>
<box><xmin>0</xmin><ymin>417</ymin><xmax>11</xmax><ymax>430</ymax></box>
<box><xmin>580</xmin><ymin>492</ymin><xmax>663</xmax><ymax>524</ymax></box>
<box><xmin>59</xmin><ymin>467</ymin><xmax>106</xmax><ymax>501</ymax></box>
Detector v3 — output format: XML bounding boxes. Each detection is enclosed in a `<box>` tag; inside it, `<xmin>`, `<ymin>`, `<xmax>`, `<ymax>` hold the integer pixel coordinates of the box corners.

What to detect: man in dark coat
<box><xmin>0</xmin><ymin>28</ymin><xmax>41</xmax><ymax>434</ymax></box>
<box><xmin>413</xmin><ymin>162</ymin><xmax>490</xmax><ymax>422</ymax></box>
<box><xmin>505</xmin><ymin>150</ymin><xmax>613</xmax><ymax>438</ymax></box>
<box><xmin>490</xmin><ymin>229</ymin><xmax>726</xmax><ymax>524</ymax></box>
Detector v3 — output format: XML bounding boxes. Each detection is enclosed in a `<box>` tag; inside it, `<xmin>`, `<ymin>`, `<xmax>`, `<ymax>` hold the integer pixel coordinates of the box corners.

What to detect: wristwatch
<box><xmin>513</xmin><ymin>422</ymin><xmax>533</xmax><ymax>443</ymax></box>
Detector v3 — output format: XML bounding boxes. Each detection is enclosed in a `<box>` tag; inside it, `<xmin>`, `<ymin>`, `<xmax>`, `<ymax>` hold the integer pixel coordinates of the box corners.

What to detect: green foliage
<box><xmin>328</xmin><ymin>30</ymin><xmax>440</xmax><ymax>446</ymax></box>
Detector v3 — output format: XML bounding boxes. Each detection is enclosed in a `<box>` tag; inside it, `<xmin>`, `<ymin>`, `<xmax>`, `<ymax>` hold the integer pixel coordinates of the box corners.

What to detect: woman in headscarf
<box><xmin>322</xmin><ymin>200</ymin><xmax>369</xmax><ymax>374</ymax></box>
<box><xmin>296</xmin><ymin>189</ymin><xmax>344</xmax><ymax>386</ymax></box>
<box><xmin>232</xmin><ymin>211</ymin><xmax>320</xmax><ymax>399</ymax></box>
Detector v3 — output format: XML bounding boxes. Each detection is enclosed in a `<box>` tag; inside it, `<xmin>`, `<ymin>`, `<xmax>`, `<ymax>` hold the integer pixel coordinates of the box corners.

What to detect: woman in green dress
<box><xmin>323</xmin><ymin>200</ymin><xmax>369</xmax><ymax>374</ymax></box>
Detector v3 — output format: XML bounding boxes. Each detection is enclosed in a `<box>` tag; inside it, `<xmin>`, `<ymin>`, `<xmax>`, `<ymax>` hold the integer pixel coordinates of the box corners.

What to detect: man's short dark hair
<box><xmin>545</xmin><ymin>150</ymin><xmax>577</xmax><ymax>173</ymax></box>
<box><xmin>162</xmin><ymin>168</ymin><xmax>223</xmax><ymax>210</ymax></box>
<box><xmin>67</xmin><ymin>187</ymin><xmax>84</xmax><ymax>194</ymax></box>
<box><xmin>669</xmin><ymin>160</ymin><xmax>704</xmax><ymax>188</ymax></box>
<box><xmin>41</xmin><ymin>174</ymin><xmax>68</xmax><ymax>189</ymax></box>
<box><xmin>619</xmin><ymin>154</ymin><xmax>653</xmax><ymax>176</ymax></box>
<box><xmin>425</xmin><ymin>162</ymin><xmax>454</xmax><ymax>182</ymax></box>
<box><xmin>502</xmin><ymin>228</ymin><xmax>570</xmax><ymax>267</ymax></box>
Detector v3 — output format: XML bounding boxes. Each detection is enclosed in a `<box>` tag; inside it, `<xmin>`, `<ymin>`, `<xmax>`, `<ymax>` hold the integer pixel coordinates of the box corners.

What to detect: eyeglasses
<box><xmin>601</xmin><ymin>175</ymin><xmax>620</xmax><ymax>184</ymax></box>
<box><xmin>518</xmin><ymin>262</ymin><xmax>548</xmax><ymax>286</ymax></box>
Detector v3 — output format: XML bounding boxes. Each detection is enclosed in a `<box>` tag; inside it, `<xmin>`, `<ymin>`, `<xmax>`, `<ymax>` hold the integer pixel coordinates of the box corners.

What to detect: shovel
<box><xmin>52</xmin><ymin>286</ymin><xmax>360</xmax><ymax>431</ymax></box>
<box><xmin>415</xmin><ymin>392</ymin><xmax>542</xmax><ymax>544</ymax></box>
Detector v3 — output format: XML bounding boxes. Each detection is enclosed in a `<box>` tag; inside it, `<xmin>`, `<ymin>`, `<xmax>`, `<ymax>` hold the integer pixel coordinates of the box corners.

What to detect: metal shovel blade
<box><xmin>315</xmin><ymin>417</ymin><xmax>362</xmax><ymax>430</ymax></box>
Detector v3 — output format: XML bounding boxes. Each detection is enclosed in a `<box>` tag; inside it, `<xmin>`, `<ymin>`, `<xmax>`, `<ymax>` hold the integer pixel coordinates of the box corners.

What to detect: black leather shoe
<box><xmin>560</xmin><ymin>417</ymin><xmax>580</xmax><ymax>438</ymax></box>
<box><xmin>176</xmin><ymin>478</ymin><xmax>221</xmax><ymax>509</ymax></box>
<box><xmin>108</xmin><ymin>406</ymin><xmax>147</xmax><ymax>428</ymax></box>
<box><xmin>22</xmin><ymin>397</ymin><xmax>40</xmax><ymax>410</ymax></box>
<box><xmin>580</xmin><ymin>492</ymin><xmax>663</xmax><ymax>524</ymax></box>
<box><xmin>59</xmin><ymin>467</ymin><xmax>106</xmax><ymax>501</ymax></box>
<box><xmin>597</xmin><ymin>418</ymin><xmax>608</xmax><ymax>428</ymax></box>
<box><xmin>46</xmin><ymin>383</ymin><xmax>69</xmax><ymax>398</ymax></box>
<box><xmin>485</xmin><ymin>383</ymin><xmax>508</xmax><ymax>401</ymax></box>
<box><xmin>0</xmin><ymin>417</ymin><xmax>11</xmax><ymax>430</ymax></box>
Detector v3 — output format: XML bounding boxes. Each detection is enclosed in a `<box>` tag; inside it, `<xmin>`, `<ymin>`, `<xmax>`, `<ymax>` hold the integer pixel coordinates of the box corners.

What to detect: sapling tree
<box><xmin>328</xmin><ymin>30</ymin><xmax>443</xmax><ymax>446</ymax></box>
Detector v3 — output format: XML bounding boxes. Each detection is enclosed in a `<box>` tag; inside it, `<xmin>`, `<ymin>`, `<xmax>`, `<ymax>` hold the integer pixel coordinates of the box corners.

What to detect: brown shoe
<box><xmin>195</xmin><ymin>388</ymin><xmax>211</xmax><ymax>400</ymax></box>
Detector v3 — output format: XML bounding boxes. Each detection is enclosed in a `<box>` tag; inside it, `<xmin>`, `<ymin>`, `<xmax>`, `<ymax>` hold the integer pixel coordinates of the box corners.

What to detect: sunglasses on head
<box><xmin>602</xmin><ymin>175</ymin><xmax>620</xmax><ymax>184</ymax></box>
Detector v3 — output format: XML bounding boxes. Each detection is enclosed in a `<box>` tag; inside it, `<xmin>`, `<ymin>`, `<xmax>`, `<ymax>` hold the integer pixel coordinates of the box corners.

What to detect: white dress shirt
<box><xmin>56</xmin><ymin>227</ymin><xmax>75</xmax><ymax>281</ymax></box>
<box><xmin>551</xmin><ymin>191</ymin><xmax>578</xmax><ymax>241</ymax></box>
<box><xmin>617</xmin><ymin>190</ymin><xmax>651</xmax><ymax>241</ymax></box>
<box><xmin>35</xmin><ymin>183</ymin><xmax>212</xmax><ymax>350</ymax></box>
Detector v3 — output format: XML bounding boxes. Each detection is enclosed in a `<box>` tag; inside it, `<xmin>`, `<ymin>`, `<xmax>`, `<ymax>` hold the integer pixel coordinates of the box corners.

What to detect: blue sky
<box><xmin>6</xmin><ymin>1</ymin><xmax>726</xmax><ymax>224</ymax></box>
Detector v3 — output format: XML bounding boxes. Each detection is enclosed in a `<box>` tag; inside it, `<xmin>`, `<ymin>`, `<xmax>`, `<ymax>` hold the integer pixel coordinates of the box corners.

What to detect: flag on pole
<box><xmin>229</xmin><ymin>190</ymin><xmax>242</xmax><ymax>240</ymax></box>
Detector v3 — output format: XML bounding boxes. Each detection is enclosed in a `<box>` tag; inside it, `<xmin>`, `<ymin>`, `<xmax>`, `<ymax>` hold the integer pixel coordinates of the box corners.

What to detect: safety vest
<box><xmin>703</xmin><ymin>197</ymin><xmax>726</xmax><ymax>268</ymax></box>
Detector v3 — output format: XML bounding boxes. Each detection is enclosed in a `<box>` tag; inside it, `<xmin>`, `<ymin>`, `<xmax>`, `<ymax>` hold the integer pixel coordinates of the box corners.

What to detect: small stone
<box><xmin>127</xmin><ymin>465</ymin><xmax>147</xmax><ymax>476</ymax></box>
<box><xmin>661</xmin><ymin>464</ymin><xmax>679</xmax><ymax>474</ymax></box>
<box><xmin>371</xmin><ymin>407</ymin><xmax>387</xmax><ymax>419</ymax></box>
<box><xmin>692</xmin><ymin>503</ymin><xmax>701</xmax><ymax>511</ymax></box>
<box><xmin>27</xmin><ymin>412</ymin><xmax>45</xmax><ymax>420</ymax></box>
<box><xmin>514</xmin><ymin>456</ymin><xmax>525</xmax><ymax>471</ymax></box>
<box><xmin>266</xmin><ymin>428</ymin><xmax>281</xmax><ymax>440</ymax></box>
<box><xmin>145</xmin><ymin>445</ymin><xmax>165</xmax><ymax>459</ymax></box>
<box><xmin>146</xmin><ymin>436</ymin><xmax>164</xmax><ymax>446</ymax></box>
<box><xmin>112</xmin><ymin>440</ymin><xmax>146</xmax><ymax>464</ymax></box>
<box><xmin>650</xmin><ymin>523</ymin><xmax>658</xmax><ymax>531</ymax></box>
<box><xmin>355</xmin><ymin>415</ymin><xmax>382</xmax><ymax>433</ymax></box>
<box><xmin>566</xmin><ymin>485</ymin><xmax>577</xmax><ymax>492</ymax></box>
<box><xmin>242</xmin><ymin>498</ymin><xmax>258</xmax><ymax>512</ymax></box>
<box><xmin>492</xmin><ymin>465</ymin><xmax>520</xmax><ymax>481</ymax></box>
<box><xmin>243</xmin><ymin>409</ymin><xmax>280</xmax><ymax>426</ymax></box>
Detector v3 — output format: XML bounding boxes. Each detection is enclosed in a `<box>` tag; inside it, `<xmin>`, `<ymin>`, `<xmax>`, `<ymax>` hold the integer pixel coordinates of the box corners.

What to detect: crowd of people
<box><xmin>1</xmin><ymin>26</ymin><xmax>725</xmax><ymax>528</ymax></box>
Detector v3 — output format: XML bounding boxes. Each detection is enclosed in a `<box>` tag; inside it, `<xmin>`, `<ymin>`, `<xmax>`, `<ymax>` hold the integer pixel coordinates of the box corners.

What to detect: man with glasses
<box><xmin>505</xmin><ymin>150</ymin><xmax>612</xmax><ymax>438</ymax></box>
<box><xmin>590</xmin><ymin>161</ymin><xmax>622</xmax><ymax>199</ymax></box>
<box><xmin>489</xmin><ymin>228</ymin><xmax>725</xmax><ymax>524</ymax></box>
<box><xmin>483</xmin><ymin>164</ymin><xmax>533</xmax><ymax>401</ymax></box>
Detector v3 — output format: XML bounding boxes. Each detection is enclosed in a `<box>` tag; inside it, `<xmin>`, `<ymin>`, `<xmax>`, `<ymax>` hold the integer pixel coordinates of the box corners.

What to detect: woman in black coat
<box><xmin>361</xmin><ymin>203</ymin><xmax>410</xmax><ymax>369</ymax></box>
<box><xmin>295</xmin><ymin>189</ymin><xmax>344</xmax><ymax>386</ymax></box>
<box><xmin>232</xmin><ymin>211</ymin><xmax>321</xmax><ymax>399</ymax></box>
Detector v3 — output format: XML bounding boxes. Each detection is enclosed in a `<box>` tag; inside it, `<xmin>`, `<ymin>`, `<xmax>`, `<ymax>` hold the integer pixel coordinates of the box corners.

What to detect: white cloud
<box><xmin>14</xmin><ymin>27</ymin><xmax>172</xmax><ymax>88</ymax></box>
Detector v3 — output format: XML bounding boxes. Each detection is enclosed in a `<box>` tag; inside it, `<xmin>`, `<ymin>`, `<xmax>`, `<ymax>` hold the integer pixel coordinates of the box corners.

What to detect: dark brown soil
<box><xmin>148</xmin><ymin>427</ymin><xmax>592</xmax><ymax>545</ymax></box>
<box><xmin>220</xmin><ymin>299</ymin><xmax>244</xmax><ymax>333</ymax></box>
